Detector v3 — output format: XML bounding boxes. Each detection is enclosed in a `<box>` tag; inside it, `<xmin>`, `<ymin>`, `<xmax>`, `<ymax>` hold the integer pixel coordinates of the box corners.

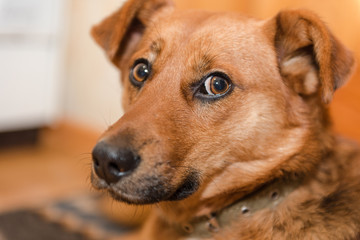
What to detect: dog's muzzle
<box><xmin>92</xmin><ymin>141</ymin><xmax>141</xmax><ymax>184</ymax></box>
<box><xmin>91</xmin><ymin>136</ymin><xmax>200</xmax><ymax>204</ymax></box>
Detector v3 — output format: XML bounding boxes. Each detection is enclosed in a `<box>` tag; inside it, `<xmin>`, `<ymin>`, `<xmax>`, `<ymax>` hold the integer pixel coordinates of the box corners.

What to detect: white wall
<box><xmin>64</xmin><ymin>0</ymin><xmax>126</xmax><ymax>131</ymax></box>
<box><xmin>0</xmin><ymin>0</ymin><xmax>67</xmax><ymax>131</ymax></box>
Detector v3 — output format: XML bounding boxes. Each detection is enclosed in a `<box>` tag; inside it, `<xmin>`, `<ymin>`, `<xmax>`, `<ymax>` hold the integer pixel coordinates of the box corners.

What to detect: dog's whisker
<box><xmin>101</xmin><ymin>114</ymin><xmax>113</xmax><ymax>130</ymax></box>
<box><xmin>78</xmin><ymin>152</ymin><xmax>92</xmax><ymax>157</ymax></box>
<box><xmin>77</xmin><ymin>157</ymin><xmax>92</xmax><ymax>163</ymax></box>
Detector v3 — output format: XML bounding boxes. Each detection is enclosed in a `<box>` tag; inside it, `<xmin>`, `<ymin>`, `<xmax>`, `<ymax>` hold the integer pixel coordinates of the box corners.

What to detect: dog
<box><xmin>90</xmin><ymin>0</ymin><xmax>360</xmax><ymax>239</ymax></box>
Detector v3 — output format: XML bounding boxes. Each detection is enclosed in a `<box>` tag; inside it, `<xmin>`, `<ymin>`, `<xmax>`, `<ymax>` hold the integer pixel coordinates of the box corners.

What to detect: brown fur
<box><xmin>91</xmin><ymin>0</ymin><xmax>360</xmax><ymax>239</ymax></box>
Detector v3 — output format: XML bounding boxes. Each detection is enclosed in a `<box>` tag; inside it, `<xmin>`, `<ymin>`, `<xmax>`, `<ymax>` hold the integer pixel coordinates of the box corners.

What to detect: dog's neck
<box><xmin>158</xmin><ymin>160</ymin><xmax>315</xmax><ymax>224</ymax></box>
<box><xmin>157</xmin><ymin>178</ymin><xmax>302</xmax><ymax>238</ymax></box>
<box><xmin>157</xmin><ymin>132</ymin><xmax>334</xmax><ymax>235</ymax></box>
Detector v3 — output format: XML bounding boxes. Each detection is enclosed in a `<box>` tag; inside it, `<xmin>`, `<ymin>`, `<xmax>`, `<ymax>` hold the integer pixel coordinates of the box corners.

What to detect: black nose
<box><xmin>92</xmin><ymin>141</ymin><xmax>141</xmax><ymax>184</ymax></box>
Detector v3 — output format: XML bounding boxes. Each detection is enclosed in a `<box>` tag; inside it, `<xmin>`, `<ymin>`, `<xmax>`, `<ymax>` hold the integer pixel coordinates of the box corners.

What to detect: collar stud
<box><xmin>206</xmin><ymin>213</ymin><xmax>220</xmax><ymax>233</ymax></box>
<box><xmin>182</xmin><ymin>223</ymin><xmax>194</xmax><ymax>233</ymax></box>
<box><xmin>270</xmin><ymin>190</ymin><xmax>279</xmax><ymax>200</ymax></box>
<box><xmin>241</xmin><ymin>206</ymin><xmax>250</xmax><ymax>214</ymax></box>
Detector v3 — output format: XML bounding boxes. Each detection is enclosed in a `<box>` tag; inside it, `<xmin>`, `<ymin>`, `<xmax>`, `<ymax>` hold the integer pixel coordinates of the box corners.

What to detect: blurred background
<box><xmin>0</xmin><ymin>0</ymin><xmax>359</xmax><ymax>239</ymax></box>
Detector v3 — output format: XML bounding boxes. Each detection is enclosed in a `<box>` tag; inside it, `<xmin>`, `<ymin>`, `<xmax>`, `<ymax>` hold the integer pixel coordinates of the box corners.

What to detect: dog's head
<box><xmin>90</xmin><ymin>0</ymin><xmax>354</xmax><ymax>205</ymax></box>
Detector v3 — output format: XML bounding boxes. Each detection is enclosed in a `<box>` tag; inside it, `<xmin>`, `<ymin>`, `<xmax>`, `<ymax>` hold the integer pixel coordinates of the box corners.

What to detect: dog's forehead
<box><xmin>151</xmin><ymin>11</ymin><xmax>265</xmax><ymax>52</ymax></box>
<box><xmin>145</xmin><ymin>10</ymin><xmax>278</xmax><ymax>85</ymax></box>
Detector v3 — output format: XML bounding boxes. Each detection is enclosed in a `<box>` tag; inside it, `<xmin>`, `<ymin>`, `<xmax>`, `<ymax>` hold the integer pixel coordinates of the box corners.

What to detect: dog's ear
<box><xmin>91</xmin><ymin>0</ymin><xmax>174</xmax><ymax>65</ymax></box>
<box><xmin>266</xmin><ymin>10</ymin><xmax>355</xmax><ymax>103</ymax></box>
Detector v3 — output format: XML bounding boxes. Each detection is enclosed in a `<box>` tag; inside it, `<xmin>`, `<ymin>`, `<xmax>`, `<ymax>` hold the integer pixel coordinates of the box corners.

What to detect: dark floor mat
<box><xmin>0</xmin><ymin>194</ymin><xmax>134</xmax><ymax>240</ymax></box>
<box><xmin>0</xmin><ymin>210</ymin><xmax>87</xmax><ymax>240</ymax></box>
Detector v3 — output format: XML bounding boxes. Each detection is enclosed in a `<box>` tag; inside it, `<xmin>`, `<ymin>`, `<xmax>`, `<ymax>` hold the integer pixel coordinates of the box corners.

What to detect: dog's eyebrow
<box><xmin>192</xmin><ymin>53</ymin><xmax>216</xmax><ymax>75</ymax></box>
<box><xmin>150</xmin><ymin>38</ymin><xmax>164</xmax><ymax>55</ymax></box>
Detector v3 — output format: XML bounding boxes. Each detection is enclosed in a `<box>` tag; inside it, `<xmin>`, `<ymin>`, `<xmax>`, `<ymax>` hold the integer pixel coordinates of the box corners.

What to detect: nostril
<box><xmin>93</xmin><ymin>157</ymin><xmax>100</xmax><ymax>168</ymax></box>
<box><xmin>108</xmin><ymin>162</ymin><xmax>125</xmax><ymax>176</ymax></box>
<box><xmin>92</xmin><ymin>155</ymin><xmax>105</xmax><ymax>180</ymax></box>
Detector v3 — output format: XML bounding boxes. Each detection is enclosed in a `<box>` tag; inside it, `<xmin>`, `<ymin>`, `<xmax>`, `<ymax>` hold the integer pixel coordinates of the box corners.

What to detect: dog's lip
<box><xmin>108</xmin><ymin>182</ymin><xmax>171</xmax><ymax>204</ymax></box>
<box><xmin>91</xmin><ymin>173</ymin><xmax>165</xmax><ymax>204</ymax></box>
<box><xmin>91</xmin><ymin>170</ymin><xmax>200</xmax><ymax>204</ymax></box>
<box><xmin>166</xmin><ymin>172</ymin><xmax>200</xmax><ymax>201</ymax></box>
<box><xmin>111</xmin><ymin>176</ymin><xmax>199</xmax><ymax>204</ymax></box>
<box><xmin>107</xmin><ymin>183</ymin><xmax>197</xmax><ymax>205</ymax></box>
<box><xmin>91</xmin><ymin>178</ymin><xmax>145</xmax><ymax>204</ymax></box>
<box><xmin>108</xmin><ymin>187</ymin><xmax>160</xmax><ymax>205</ymax></box>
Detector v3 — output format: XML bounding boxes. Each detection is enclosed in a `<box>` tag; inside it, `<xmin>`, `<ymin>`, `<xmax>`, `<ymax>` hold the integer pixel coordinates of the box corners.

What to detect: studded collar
<box><xmin>174</xmin><ymin>179</ymin><xmax>301</xmax><ymax>239</ymax></box>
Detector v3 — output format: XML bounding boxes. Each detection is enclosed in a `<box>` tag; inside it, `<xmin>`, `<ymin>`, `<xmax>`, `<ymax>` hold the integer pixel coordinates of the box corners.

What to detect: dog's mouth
<box><xmin>91</xmin><ymin>171</ymin><xmax>200</xmax><ymax>205</ymax></box>
<box><xmin>166</xmin><ymin>173</ymin><xmax>200</xmax><ymax>201</ymax></box>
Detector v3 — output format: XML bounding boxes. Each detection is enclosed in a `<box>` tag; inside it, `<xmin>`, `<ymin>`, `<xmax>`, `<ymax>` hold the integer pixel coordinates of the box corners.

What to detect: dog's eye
<box><xmin>205</xmin><ymin>76</ymin><xmax>230</xmax><ymax>95</ymax></box>
<box><xmin>133</xmin><ymin>63</ymin><xmax>149</xmax><ymax>82</ymax></box>
<box><xmin>199</xmin><ymin>75</ymin><xmax>231</xmax><ymax>97</ymax></box>
<box><xmin>130</xmin><ymin>59</ymin><xmax>151</xmax><ymax>86</ymax></box>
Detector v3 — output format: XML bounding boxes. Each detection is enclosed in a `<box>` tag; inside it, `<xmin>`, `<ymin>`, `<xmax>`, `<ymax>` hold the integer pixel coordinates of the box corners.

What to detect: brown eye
<box><xmin>130</xmin><ymin>60</ymin><xmax>151</xmax><ymax>86</ymax></box>
<box><xmin>204</xmin><ymin>76</ymin><xmax>230</xmax><ymax>95</ymax></box>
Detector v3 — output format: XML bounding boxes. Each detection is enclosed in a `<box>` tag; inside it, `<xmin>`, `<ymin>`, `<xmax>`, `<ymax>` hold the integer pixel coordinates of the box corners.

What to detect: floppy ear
<box><xmin>91</xmin><ymin>0</ymin><xmax>174</xmax><ymax>65</ymax></box>
<box><xmin>268</xmin><ymin>10</ymin><xmax>355</xmax><ymax>103</ymax></box>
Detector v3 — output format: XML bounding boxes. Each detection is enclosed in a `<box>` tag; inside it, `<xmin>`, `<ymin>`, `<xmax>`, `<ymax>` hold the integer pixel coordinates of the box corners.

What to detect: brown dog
<box><xmin>90</xmin><ymin>0</ymin><xmax>360</xmax><ymax>239</ymax></box>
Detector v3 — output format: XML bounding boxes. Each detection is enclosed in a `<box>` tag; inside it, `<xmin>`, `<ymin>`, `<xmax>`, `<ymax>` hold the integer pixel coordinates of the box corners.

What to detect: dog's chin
<box><xmin>104</xmin><ymin>173</ymin><xmax>200</xmax><ymax>205</ymax></box>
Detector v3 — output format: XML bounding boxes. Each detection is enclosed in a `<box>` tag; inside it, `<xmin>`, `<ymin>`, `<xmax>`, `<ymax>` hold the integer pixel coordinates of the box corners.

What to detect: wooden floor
<box><xmin>0</xmin><ymin>123</ymin><xmax>100</xmax><ymax>213</ymax></box>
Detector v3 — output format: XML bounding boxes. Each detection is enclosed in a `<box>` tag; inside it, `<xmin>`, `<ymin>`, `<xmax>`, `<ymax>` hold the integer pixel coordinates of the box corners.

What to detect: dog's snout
<box><xmin>92</xmin><ymin>141</ymin><xmax>141</xmax><ymax>184</ymax></box>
